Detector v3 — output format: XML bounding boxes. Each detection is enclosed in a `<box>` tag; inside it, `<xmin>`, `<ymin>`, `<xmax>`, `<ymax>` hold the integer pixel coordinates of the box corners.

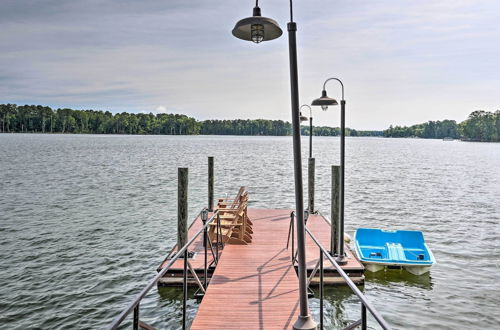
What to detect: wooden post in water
<box><xmin>208</xmin><ymin>156</ymin><xmax>214</xmax><ymax>212</ymax></box>
<box><xmin>331</xmin><ymin>165</ymin><xmax>340</xmax><ymax>255</ymax></box>
<box><xmin>308</xmin><ymin>158</ymin><xmax>315</xmax><ymax>214</ymax></box>
<box><xmin>178</xmin><ymin>168</ymin><xmax>188</xmax><ymax>250</ymax></box>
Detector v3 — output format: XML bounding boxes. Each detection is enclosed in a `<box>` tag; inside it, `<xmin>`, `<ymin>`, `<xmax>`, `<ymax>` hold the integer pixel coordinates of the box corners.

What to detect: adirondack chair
<box><xmin>216</xmin><ymin>186</ymin><xmax>245</xmax><ymax>210</ymax></box>
<box><xmin>209</xmin><ymin>187</ymin><xmax>252</xmax><ymax>245</ymax></box>
<box><xmin>219</xmin><ymin>191</ymin><xmax>252</xmax><ymax>241</ymax></box>
<box><xmin>217</xmin><ymin>187</ymin><xmax>253</xmax><ymax>227</ymax></box>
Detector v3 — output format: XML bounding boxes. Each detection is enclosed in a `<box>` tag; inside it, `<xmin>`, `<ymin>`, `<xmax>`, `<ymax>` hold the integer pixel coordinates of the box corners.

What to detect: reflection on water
<box><xmin>154</xmin><ymin>287</ymin><xmax>199</xmax><ymax>329</ymax></box>
<box><xmin>310</xmin><ymin>269</ymin><xmax>433</xmax><ymax>329</ymax></box>
<box><xmin>365</xmin><ymin>268</ymin><xmax>433</xmax><ymax>290</ymax></box>
<box><xmin>310</xmin><ymin>286</ymin><xmax>360</xmax><ymax>329</ymax></box>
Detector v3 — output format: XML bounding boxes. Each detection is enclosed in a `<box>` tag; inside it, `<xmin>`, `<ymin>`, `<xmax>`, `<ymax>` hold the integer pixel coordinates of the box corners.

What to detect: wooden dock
<box><xmin>159</xmin><ymin>208</ymin><xmax>364</xmax><ymax>286</ymax></box>
<box><xmin>191</xmin><ymin>209</ymin><xmax>300</xmax><ymax>329</ymax></box>
<box><xmin>158</xmin><ymin>208</ymin><xmax>364</xmax><ymax>328</ymax></box>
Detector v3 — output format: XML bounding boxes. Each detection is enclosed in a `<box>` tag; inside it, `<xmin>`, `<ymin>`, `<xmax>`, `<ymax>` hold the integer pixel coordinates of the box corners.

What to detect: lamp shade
<box><xmin>232</xmin><ymin>6</ymin><xmax>283</xmax><ymax>42</ymax></box>
<box><xmin>299</xmin><ymin>112</ymin><xmax>308</xmax><ymax>122</ymax></box>
<box><xmin>311</xmin><ymin>90</ymin><xmax>338</xmax><ymax>107</ymax></box>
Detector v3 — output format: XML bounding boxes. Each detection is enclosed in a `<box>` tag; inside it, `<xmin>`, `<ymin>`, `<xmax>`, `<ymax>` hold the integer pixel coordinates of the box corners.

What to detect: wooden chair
<box><xmin>217</xmin><ymin>188</ymin><xmax>251</xmax><ymax>227</ymax></box>
<box><xmin>209</xmin><ymin>187</ymin><xmax>252</xmax><ymax>245</ymax></box>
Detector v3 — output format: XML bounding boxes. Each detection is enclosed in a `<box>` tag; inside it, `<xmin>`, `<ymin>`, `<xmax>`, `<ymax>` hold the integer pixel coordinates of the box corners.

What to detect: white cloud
<box><xmin>1</xmin><ymin>0</ymin><xmax>499</xmax><ymax>129</ymax></box>
<box><xmin>155</xmin><ymin>105</ymin><xmax>167</xmax><ymax>113</ymax></box>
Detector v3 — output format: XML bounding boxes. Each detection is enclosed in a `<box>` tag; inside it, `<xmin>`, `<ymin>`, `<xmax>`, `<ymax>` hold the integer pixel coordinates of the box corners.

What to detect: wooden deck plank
<box><xmin>190</xmin><ymin>209</ymin><xmax>300</xmax><ymax>330</ymax></box>
<box><xmin>158</xmin><ymin>210</ymin><xmax>363</xmax><ymax>275</ymax></box>
<box><xmin>160</xmin><ymin>208</ymin><xmax>364</xmax><ymax>328</ymax></box>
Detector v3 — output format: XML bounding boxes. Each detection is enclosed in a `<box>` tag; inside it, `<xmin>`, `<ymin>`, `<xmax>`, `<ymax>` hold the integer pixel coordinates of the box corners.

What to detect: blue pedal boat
<box><xmin>354</xmin><ymin>228</ymin><xmax>436</xmax><ymax>275</ymax></box>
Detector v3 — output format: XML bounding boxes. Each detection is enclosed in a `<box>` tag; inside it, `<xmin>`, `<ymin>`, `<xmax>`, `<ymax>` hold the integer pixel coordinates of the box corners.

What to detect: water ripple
<box><xmin>0</xmin><ymin>134</ymin><xmax>499</xmax><ymax>329</ymax></box>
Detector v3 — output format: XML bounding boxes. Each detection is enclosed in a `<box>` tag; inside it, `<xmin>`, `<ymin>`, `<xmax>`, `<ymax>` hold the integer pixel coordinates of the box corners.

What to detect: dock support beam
<box><xmin>178</xmin><ymin>168</ymin><xmax>188</xmax><ymax>250</ymax></box>
<box><xmin>208</xmin><ymin>157</ymin><xmax>214</xmax><ymax>212</ymax></box>
<box><xmin>308</xmin><ymin>158</ymin><xmax>315</xmax><ymax>214</ymax></box>
<box><xmin>331</xmin><ymin>165</ymin><xmax>340</xmax><ymax>256</ymax></box>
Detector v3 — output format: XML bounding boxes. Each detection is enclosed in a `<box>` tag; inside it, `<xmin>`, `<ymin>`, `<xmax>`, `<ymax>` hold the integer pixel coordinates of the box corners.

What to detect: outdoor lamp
<box><xmin>311</xmin><ymin>90</ymin><xmax>338</xmax><ymax>111</ymax></box>
<box><xmin>299</xmin><ymin>112</ymin><xmax>308</xmax><ymax>122</ymax></box>
<box><xmin>233</xmin><ymin>1</ymin><xmax>317</xmax><ymax>328</ymax></box>
<box><xmin>300</xmin><ymin>104</ymin><xmax>313</xmax><ymax>158</ymax></box>
<box><xmin>201</xmin><ymin>208</ymin><xmax>208</xmax><ymax>222</ymax></box>
<box><xmin>232</xmin><ymin>2</ymin><xmax>283</xmax><ymax>43</ymax></box>
<box><xmin>311</xmin><ymin>77</ymin><xmax>347</xmax><ymax>265</ymax></box>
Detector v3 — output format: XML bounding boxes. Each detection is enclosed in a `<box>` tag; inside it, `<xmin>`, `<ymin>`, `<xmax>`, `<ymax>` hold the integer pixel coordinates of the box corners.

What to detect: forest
<box><xmin>1</xmin><ymin>104</ymin><xmax>497</xmax><ymax>141</ymax></box>
<box><xmin>0</xmin><ymin>104</ymin><xmax>379</xmax><ymax>137</ymax></box>
<box><xmin>0</xmin><ymin>104</ymin><xmax>201</xmax><ymax>135</ymax></box>
<box><xmin>383</xmin><ymin>110</ymin><xmax>499</xmax><ymax>142</ymax></box>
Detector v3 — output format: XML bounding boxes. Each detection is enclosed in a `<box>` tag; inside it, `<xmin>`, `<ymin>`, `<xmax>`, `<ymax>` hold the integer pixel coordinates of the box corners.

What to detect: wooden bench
<box><xmin>209</xmin><ymin>187</ymin><xmax>252</xmax><ymax>245</ymax></box>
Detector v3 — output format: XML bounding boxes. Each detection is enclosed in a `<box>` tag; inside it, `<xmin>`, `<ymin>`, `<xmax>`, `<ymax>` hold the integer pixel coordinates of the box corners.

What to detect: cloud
<box><xmin>0</xmin><ymin>0</ymin><xmax>499</xmax><ymax>129</ymax></box>
<box><xmin>155</xmin><ymin>106</ymin><xmax>167</xmax><ymax>114</ymax></box>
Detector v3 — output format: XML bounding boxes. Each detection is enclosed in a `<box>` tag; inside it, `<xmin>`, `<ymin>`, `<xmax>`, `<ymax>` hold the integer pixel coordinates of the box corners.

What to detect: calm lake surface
<box><xmin>0</xmin><ymin>134</ymin><xmax>499</xmax><ymax>329</ymax></box>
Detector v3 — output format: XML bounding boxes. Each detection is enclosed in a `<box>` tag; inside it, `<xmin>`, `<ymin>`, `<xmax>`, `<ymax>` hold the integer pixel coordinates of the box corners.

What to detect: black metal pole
<box><xmin>182</xmin><ymin>249</ymin><xmax>188</xmax><ymax>330</ymax></box>
<box><xmin>215</xmin><ymin>214</ymin><xmax>220</xmax><ymax>264</ymax></box>
<box><xmin>331</xmin><ymin>165</ymin><xmax>340</xmax><ymax>256</ymax></box>
<box><xmin>319</xmin><ymin>249</ymin><xmax>324</xmax><ymax>330</ymax></box>
<box><xmin>308</xmin><ymin>157</ymin><xmax>315</xmax><ymax>214</ymax></box>
<box><xmin>202</xmin><ymin>211</ymin><xmax>208</xmax><ymax>290</ymax></box>
<box><xmin>292</xmin><ymin>212</ymin><xmax>295</xmax><ymax>263</ymax></box>
<box><xmin>287</xmin><ymin>213</ymin><xmax>293</xmax><ymax>250</ymax></box>
<box><xmin>309</xmin><ymin>116</ymin><xmax>313</xmax><ymax>158</ymax></box>
<box><xmin>133</xmin><ymin>305</ymin><xmax>139</xmax><ymax>330</ymax></box>
<box><xmin>336</xmin><ymin>100</ymin><xmax>347</xmax><ymax>264</ymax></box>
<box><xmin>361</xmin><ymin>303</ymin><xmax>367</xmax><ymax>330</ymax></box>
<box><xmin>288</xmin><ymin>21</ymin><xmax>317</xmax><ymax>330</ymax></box>
<box><xmin>208</xmin><ymin>157</ymin><xmax>214</xmax><ymax>211</ymax></box>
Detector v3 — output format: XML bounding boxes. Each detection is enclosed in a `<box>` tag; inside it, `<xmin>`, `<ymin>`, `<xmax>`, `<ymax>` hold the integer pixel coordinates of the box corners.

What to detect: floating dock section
<box><xmin>158</xmin><ymin>208</ymin><xmax>364</xmax><ymax>328</ymax></box>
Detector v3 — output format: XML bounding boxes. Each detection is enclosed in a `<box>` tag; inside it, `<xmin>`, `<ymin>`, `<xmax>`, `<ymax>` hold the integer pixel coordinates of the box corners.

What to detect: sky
<box><xmin>1</xmin><ymin>0</ymin><xmax>499</xmax><ymax>130</ymax></box>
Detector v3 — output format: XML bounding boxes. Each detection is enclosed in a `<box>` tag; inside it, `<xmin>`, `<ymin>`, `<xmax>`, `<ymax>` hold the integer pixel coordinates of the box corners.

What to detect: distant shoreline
<box><xmin>1</xmin><ymin>104</ymin><xmax>498</xmax><ymax>142</ymax></box>
<box><xmin>383</xmin><ymin>110</ymin><xmax>498</xmax><ymax>142</ymax></box>
<box><xmin>2</xmin><ymin>132</ymin><xmax>499</xmax><ymax>143</ymax></box>
<box><xmin>0</xmin><ymin>103</ymin><xmax>381</xmax><ymax>137</ymax></box>
<box><xmin>0</xmin><ymin>131</ymin><xmax>383</xmax><ymax>137</ymax></box>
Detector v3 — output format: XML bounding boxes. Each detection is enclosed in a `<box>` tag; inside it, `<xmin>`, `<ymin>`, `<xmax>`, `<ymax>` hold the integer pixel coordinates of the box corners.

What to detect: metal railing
<box><xmin>107</xmin><ymin>209</ymin><xmax>223</xmax><ymax>330</ymax></box>
<box><xmin>287</xmin><ymin>212</ymin><xmax>391</xmax><ymax>330</ymax></box>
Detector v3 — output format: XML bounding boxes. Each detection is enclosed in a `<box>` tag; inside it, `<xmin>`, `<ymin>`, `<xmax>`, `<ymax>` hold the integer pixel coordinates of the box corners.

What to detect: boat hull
<box><xmin>362</xmin><ymin>261</ymin><xmax>432</xmax><ymax>275</ymax></box>
<box><xmin>354</xmin><ymin>228</ymin><xmax>435</xmax><ymax>276</ymax></box>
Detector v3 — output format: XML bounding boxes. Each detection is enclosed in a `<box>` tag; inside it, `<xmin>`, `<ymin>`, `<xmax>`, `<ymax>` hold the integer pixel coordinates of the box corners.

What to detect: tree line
<box><xmin>300</xmin><ymin>126</ymin><xmax>383</xmax><ymax>137</ymax></box>
<box><xmin>383</xmin><ymin>110</ymin><xmax>499</xmax><ymax>142</ymax></box>
<box><xmin>0</xmin><ymin>104</ymin><xmax>380</xmax><ymax>136</ymax></box>
<box><xmin>0</xmin><ymin>104</ymin><xmax>200</xmax><ymax>135</ymax></box>
<box><xmin>4</xmin><ymin>104</ymin><xmax>494</xmax><ymax>140</ymax></box>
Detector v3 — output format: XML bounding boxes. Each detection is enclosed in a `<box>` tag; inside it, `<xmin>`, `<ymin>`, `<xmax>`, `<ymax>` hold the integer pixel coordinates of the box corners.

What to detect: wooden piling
<box><xmin>331</xmin><ymin>165</ymin><xmax>340</xmax><ymax>255</ymax></box>
<box><xmin>208</xmin><ymin>157</ymin><xmax>214</xmax><ymax>212</ymax></box>
<box><xmin>308</xmin><ymin>157</ymin><xmax>315</xmax><ymax>214</ymax></box>
<box><xmin>178</xmin><ymin>168</ymin><xmax>188</xmax><ymax>249</ymax></box>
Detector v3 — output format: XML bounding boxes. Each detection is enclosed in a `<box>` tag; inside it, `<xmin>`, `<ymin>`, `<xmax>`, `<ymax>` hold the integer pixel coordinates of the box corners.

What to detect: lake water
<box><xmin>0</xmin><ymin>134</ymin><xmax>499</xmax><ymax>329</ymax></box>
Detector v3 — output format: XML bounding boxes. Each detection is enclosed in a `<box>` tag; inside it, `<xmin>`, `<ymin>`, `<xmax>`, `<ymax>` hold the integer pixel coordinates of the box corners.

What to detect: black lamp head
<box><xmin>311</xmin><ymin>90</ymin><xmax>338</xmax><ymax>111</ymax></box>
<box><xmin>232</xmin><ymin>5</ymin><xmax>283</xmax><ymax>43</ymax></box>
<box><xmin>299</xmin><ymin>112</ymin><xmax>308</xmax><ymax>122</ymax></box>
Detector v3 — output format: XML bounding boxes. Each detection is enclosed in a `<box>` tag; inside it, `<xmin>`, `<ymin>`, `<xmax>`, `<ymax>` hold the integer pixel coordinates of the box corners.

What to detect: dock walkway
<box><xmin>187</xmin><ymin>208</ymin><xmax>364</xmax><ymax>329</ymax></box>
<box><xmin>191</xmin><ymin>209</ymin><xmax>299</xmax><ymax>329</ymax></box>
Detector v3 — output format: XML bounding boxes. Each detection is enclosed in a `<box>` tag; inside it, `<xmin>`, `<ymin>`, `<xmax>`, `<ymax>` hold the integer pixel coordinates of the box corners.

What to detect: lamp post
<box><xmin>301</xmin><ymin>104</ymin><xmax>315</xmax><ymax>214</ymax></box>
<box><xmin>232</xmin><ymin>1</ymin><xmax>317</xmax><ymax>329</ymax></box>
<box><xmin>300</xmin><ymin>105</ymin><xmax>313</xmax><ymax>158</ymax></box>
<box><xmin>311</xmin><ymin>78</ymin><xmax>347</xmax><ymax>265</ymax></box>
